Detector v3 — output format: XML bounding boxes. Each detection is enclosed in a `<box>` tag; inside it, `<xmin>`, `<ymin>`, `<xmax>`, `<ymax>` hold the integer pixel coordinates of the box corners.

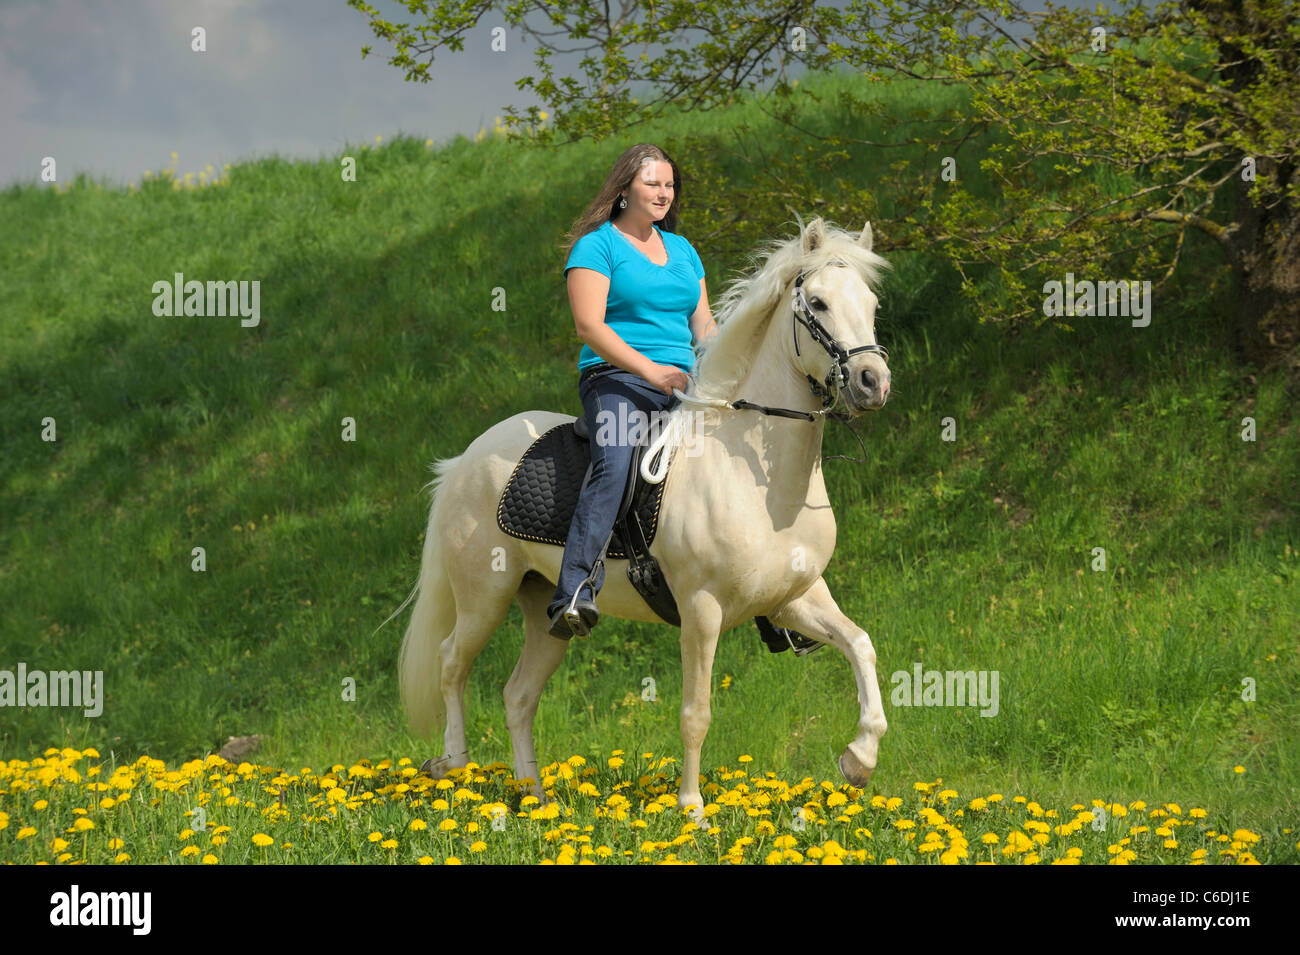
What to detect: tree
<box><xmin>348</xmin><ymin>0</ymin><xmax>1300</xmax><ymax>370</ymax></box>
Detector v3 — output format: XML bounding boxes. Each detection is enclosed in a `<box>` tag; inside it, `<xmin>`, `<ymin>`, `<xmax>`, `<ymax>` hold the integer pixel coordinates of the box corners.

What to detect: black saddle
<box><xmin>496</xmin><ymin>409</ymin><xmax>681</xmax><ymax>626</ymax></box>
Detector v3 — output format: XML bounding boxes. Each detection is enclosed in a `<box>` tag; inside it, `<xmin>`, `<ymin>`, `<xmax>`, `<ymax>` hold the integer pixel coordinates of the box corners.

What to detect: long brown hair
<box><xmin>559</xmin><ymin>144</ymin><xmax>684</xmax><ymax>270</ymax></box>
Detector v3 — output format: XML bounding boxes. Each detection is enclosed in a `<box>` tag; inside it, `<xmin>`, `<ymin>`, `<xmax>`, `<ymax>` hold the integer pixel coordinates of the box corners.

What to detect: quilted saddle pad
<box><xmin>496</xmin><ymin>422</ymin><xmax>668</xmax><ymax>560</ymax></box>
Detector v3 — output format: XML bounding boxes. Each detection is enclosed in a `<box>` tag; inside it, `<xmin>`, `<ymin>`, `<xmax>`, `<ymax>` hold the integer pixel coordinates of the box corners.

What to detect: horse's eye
<box><xmin>810</xmin><ymin>297</ymin><xmax>826</xmax><ymax>311</ymax></box>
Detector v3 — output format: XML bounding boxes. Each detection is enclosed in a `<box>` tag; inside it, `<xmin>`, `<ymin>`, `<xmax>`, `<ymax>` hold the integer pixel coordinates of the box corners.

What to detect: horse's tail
<box><xmin>394</xmin><ymin>455</ymin><xmax>461</xmax><ymax>738</ymax></box>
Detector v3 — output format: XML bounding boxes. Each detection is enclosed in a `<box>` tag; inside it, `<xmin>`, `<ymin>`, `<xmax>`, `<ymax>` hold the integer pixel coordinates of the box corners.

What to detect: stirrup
<box><xmin>788</xmin><ymin>630</ymin><xmax>825</xmax><ymax>656</ymax></box>
<box><xmin>549</xmin><ymin>576</ymin><xmax>600</xmax><ymax>639</ymax></box>
<box><xmin>562</xmin><ymin>589</ymin><xmax>598</xmax><ymax>638</ymax></box>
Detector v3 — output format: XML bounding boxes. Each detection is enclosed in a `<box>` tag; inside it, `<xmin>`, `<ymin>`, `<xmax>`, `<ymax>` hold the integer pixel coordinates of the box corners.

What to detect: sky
<box><xmin>0</xmin><ymin>0</ymin><xmax>1116</xmax><ymax>190</ymax></box>
<box><xmin>0</xmin><ymin>0</ymin><xmax>561</xmax><ymax>189</ymax></box>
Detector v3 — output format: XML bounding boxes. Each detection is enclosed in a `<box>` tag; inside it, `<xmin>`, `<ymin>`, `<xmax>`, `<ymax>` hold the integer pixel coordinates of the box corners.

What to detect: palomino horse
<box><xmin>393</xmin><ymin>216</ymin><xmax>892</xmax><ymax>817</ymax></box>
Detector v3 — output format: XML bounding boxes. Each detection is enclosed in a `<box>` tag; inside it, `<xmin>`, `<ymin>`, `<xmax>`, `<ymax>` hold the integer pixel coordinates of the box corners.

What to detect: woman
<box><xmin>548</xmin><ymin>144</ymin><xmax>820</xmax><ymax>655</ymax></box>
<box><xmin>546</xmin><ymin>143</ymin><xmax>700</xmax><ymax>637</ymax></box>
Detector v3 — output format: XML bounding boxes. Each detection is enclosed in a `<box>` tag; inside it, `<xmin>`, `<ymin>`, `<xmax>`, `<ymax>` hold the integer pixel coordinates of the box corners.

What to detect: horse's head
<box><xmin>790</xmin><ymin>219</ymin><xmax>891</xmax><ymax>416</ymax></box>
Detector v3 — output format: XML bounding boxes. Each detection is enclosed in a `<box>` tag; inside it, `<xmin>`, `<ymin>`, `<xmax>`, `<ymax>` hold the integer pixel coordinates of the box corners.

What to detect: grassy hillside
<box><xmin>1</xmin><ymin>69</ymin><xmax>1296</xmax><ymax>854</ymax></box>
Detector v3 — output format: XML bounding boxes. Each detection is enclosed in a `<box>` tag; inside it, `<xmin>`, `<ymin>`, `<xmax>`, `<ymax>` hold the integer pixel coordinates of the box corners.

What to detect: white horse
<box><xmin>391</xmin><ymin>216</ymin><xmax>892</xmax><ymax>816</ymax></box>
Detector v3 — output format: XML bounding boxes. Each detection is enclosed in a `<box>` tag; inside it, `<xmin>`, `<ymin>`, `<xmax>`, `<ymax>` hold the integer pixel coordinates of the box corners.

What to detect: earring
<box><xmin>619</xmin><ymin>196</ymin><xmax>627</xmax><ymax>209</ymax></box>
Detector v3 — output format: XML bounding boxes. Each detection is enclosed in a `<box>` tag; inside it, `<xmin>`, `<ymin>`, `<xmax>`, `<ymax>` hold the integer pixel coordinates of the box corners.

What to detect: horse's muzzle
<box><xmin>845</xmin><ymin>363</ymin><xmax>890</xmax><ymax>413</ymax></box>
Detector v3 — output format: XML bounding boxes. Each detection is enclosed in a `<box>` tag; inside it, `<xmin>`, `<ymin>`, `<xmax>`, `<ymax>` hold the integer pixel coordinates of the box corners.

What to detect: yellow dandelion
<box><xmin>252</xmin><ymin>833</ymin><xmax>274</xmax><ymax>847</ymax></box>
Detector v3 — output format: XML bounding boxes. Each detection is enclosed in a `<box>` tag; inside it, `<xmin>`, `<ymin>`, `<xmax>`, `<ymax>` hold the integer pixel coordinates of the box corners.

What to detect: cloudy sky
<box><xmin>1</xmin><ymin>0</ymin><xmax>1109</xmax><ymax>190</ymax></box>
<box><xmin>0</xmin><ymin>0</ymin><xmax>568</xmax><ymax>189</ymax></box>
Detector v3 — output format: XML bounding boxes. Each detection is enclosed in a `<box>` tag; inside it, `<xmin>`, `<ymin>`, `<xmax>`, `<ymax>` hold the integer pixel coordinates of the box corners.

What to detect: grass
<box><xmin>0</xmin><ymin>67</ymin><xmax>1296</xmax><ymax>862</ymax></box>
<box><xmin>0</xmin><ymin>749</ymin><xmax>1285</xmax><ymax>865</ymax></box>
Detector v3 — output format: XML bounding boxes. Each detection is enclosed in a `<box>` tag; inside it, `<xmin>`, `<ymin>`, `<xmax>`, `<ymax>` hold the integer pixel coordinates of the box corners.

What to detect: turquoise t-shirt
<box><xmin>564</xmin><ymin>220</ymin><xmax>705</xmax><ymax>373</ymax></box>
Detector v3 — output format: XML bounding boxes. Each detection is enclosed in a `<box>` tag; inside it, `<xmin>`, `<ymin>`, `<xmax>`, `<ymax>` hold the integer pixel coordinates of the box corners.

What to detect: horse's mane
<box><xmin>691</xmin><ymin>215</ymin><xmax>890</xmax><ymax>400</ymax></box>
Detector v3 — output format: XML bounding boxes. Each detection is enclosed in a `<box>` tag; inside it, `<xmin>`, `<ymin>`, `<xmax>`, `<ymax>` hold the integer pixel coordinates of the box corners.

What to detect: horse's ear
<box><xmin>801</xmin><ymin>217</ymin><xmax>826</xmax><ymax>254</ymax></box>
<box><xmin>859</xmin><ymin>221</ymin><xmax>873</xmax><ymax>253</ymax></box>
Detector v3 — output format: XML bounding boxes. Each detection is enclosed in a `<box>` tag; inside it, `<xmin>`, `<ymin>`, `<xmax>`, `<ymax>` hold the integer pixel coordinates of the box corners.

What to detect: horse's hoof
<box><xmin>677</xmin><ymin>799</ymin><xmax>708</xmax><ymax>827</ymax></box>
<box><xmin>839</xmin><ymin>749</ymin><xmax>873</xmax><ymax>788</ymax></box>
<box><xmin>420</xmin><ymin>755</ymin><xmax>463</xmax><ymax>778</ymax></box>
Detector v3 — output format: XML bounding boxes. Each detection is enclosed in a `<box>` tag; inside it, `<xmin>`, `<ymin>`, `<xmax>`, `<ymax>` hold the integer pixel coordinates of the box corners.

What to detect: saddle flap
<box><xmin>496</xmin><ymin>422</ymin><xmax>671</xmax><ymax>562</ymax></box>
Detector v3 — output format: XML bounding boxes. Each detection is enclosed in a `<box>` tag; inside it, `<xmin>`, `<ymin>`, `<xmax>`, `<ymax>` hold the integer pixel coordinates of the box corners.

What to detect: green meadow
<box><xmin>1</xmin><ymin>69</ymin><xmax>1296</xmax><ymax>860</ymax></box>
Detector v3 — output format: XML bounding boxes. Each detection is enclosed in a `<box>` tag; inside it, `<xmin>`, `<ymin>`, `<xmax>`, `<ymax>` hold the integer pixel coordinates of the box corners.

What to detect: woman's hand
<box><xmin>643</xmin><ymin>363</ymin><xmax>689</xmax><ymax>396</ymax></box>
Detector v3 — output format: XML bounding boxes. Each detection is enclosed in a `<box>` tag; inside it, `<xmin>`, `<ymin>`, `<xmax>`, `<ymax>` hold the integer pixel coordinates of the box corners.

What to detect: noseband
<box><xmin>792</xmin><ymin>262</ymin><xmax>889</xmax><ymax>409</ymax></box>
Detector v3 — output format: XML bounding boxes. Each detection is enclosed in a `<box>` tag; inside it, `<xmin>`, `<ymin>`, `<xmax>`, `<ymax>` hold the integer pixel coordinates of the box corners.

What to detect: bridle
<box><xmin>726</xmin><ymin>260</ymin><xmax>888</xmax><ymax>422</ymax></box>
<box><xmin>790</xmin><ymin>262</ymin><xmax>889</xmax><ymax>411</ymax></box>
<box><xmin>642</xmin><ymin>260</ymin><xmax>889</xmax><ymax>481</ymax></box>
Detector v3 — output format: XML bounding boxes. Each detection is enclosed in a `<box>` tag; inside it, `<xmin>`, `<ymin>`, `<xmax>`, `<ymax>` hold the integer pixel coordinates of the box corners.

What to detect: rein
<box><xmin>640</xmin><ymin>262</ymin><xmax>885</xmax><ymax>482</ymax></box>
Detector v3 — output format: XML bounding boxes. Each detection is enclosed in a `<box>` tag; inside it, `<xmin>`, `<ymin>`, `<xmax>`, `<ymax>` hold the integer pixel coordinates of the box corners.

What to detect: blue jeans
<box><xmin>548</xmin><ymin>364</ymin><xmax>677</xmax><ymax>617</ymax></box>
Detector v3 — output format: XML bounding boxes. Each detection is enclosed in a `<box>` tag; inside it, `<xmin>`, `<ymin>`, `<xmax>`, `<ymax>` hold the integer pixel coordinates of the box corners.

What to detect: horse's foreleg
<box><xmin>505</xmin><ymin>576</ymin><xmax>571</xmax><ymax>801</ymax></box>
<box><xmin>769</xmin><ymin>577</ymin><xmax>888</xmax><ymax>788</ymax></box>
<box><xmin>677</xmin><ymin>591</ymin><xmax>723</xmax><ymax>823</ymax></box>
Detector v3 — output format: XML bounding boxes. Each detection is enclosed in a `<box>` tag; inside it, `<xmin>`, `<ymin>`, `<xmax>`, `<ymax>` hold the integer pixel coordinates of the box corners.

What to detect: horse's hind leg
<box><xmin>422</xmin><ymin>567</ymin><xmax>517</xmax><ymax>779</ymax></box>
<box><xmin>504</xmin><ymin>573</ymin><xmax>570</xmax><ymax>799</ymax></box>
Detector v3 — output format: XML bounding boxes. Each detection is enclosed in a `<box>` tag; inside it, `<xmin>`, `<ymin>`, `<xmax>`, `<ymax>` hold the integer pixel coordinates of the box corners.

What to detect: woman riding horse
<box><xmin>547</xmin><ymin>143</ymin><xmax>819</xmax><ymax>655</ymax></box>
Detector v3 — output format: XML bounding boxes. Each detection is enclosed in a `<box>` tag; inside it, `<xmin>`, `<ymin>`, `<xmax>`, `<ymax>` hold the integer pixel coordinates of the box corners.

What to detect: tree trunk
<box><xmin>1231</xmin><ymin>159</ymin><xmax>1300</xmax><ymax>373</ymax></box>
<box><xmin>1196</xmin><ymin>0</ymin><xmax>1300</xmax><ymax>373</ymax></box>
